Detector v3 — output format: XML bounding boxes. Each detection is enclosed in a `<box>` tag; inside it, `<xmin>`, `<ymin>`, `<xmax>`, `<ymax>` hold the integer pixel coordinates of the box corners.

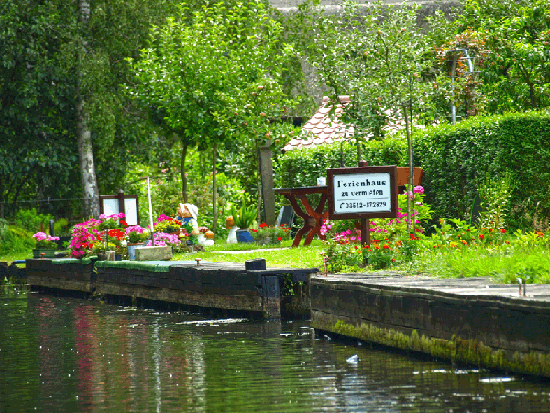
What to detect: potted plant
<box><xmin>125</xmin><ymin>225</ymin><xmax>148</xmax><ymax>260</ymax></box>
<box><xmin>32</xmin><ymin>232</ymin><xmax>60</xmax><ymax>258</ymax></box>
<box><xmin>230</xmin><ymin>199</ymin><xmax>256</xmax><ymax>243</ymax></box>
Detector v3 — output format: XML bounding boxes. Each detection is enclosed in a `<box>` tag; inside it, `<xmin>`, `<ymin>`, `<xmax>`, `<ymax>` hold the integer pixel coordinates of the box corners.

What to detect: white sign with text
<box><xmin>333</xmin><ymin>172</ymin><xmax>392</xmax><ymax>214</ymax></box>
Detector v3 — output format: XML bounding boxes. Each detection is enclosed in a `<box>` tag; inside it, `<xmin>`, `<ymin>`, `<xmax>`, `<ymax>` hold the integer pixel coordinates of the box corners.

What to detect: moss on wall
<box><xmin>313</xmin><ymin>317</ymin><xmax>550</xmax><ymax>377</ymax></box>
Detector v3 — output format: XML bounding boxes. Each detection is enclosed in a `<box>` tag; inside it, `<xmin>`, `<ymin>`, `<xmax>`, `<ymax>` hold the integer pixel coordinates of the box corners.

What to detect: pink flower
<box><xmin>33</xmin><ymin>232</ymin><xmax>48</xmax><ymax>241</ymax></box>
<box><xmin>413</xmin><ymin>185</ymin><xmax>424</xmax><ymax>194</ymax></box>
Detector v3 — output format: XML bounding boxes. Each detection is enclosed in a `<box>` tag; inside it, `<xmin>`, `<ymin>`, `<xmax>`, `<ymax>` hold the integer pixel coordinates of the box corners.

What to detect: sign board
<box><xmin>327</xmin><ymin>165</ymin><xmax>398</xmax><ymax>220</ymax></box>
<box><xmin>99</xmin><ymin>192</ymin><xmax>140</xmax><ymax>226</ymax></box>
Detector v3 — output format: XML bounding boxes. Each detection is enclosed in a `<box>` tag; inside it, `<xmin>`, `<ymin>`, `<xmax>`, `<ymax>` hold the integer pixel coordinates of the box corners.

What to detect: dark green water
<box><xmin>2</xmin><ymin>288</ymin><xmax>550</xmax><ymax>413</ymax></box>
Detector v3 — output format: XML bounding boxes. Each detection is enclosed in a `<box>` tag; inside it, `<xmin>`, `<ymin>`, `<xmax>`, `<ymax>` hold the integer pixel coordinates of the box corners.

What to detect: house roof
<box><xmin>283</xmin><ymin>95</ymin><xmax>417</xmax><ymax>152</ymax></box>
<box><xmin>282</xmin><ymin>96</ymin><xmax>354</xmax><ymax>152</ymax></box>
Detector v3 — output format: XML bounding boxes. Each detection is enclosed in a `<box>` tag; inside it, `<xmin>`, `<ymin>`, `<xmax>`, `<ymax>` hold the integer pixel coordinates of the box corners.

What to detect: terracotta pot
<box><xmin>205</xmin><ymin>230</ymin><xmax>215</xmax><ymax>240</ymax></box>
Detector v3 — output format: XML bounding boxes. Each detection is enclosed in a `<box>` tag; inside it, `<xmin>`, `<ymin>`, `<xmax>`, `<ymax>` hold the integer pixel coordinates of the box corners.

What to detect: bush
<box><xmin>14</xmin><ymin>208</ymin><xmax>52</xmax><ymax>233</ymax></box>
<box><xmin>277</xmin><ymin>111</ymin><xmax>550</xmax><ymax>232</ymax></box>
<box><xmin>276</xmin><ymin>139</ymin><xmax>408</xmax><ymax>189</ymax></box>
<box><xmin>414</xmin><ymin>111</ymin><xmax>550</xmax><ymax>231</ymax></box>
<box><xmin>0</xmin><ymin>226</ymin><xmax>35</xmax><ymax>254</ymax></box>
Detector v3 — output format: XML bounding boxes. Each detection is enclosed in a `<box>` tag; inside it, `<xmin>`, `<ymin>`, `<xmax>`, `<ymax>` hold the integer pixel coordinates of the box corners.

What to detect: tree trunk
<box><xmin>256</xmin><ymin>140</ymin><xmax>262</xmax><ymax>225</ymax></box>
<box><xmin>212</xmin><ymin>142</ymin><xmax>217</xmax><ymax>233</ymax></box>
<box><xmin>181</xmin><ymin>143</ymin><xmax>188</xmax><ymax>203</ymax></box>
<box><xmin>77</xmin><ymin>0</ymin><xmax>99</xmax><ymax>219</ymax></box>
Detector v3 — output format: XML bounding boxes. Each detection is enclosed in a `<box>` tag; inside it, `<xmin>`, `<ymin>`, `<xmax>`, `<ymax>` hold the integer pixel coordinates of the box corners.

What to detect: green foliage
<box><xmin>0</xmin><ymin>219</ymin><xmax>7</xmax><ymax>239</ymax></box>
<box><xmin>477</xmin><ymin>173</ymin><xmax>514</xmax><ymax>229</ymax></box>
<box><xmin>250</xmin><ymin>224</ymin><xmax>291</xmax><ymax>245</ymax></box>
<box><xmin>0</xmin><ymin>226</ymin><xmax>35</xmax><ymax>255</ymax></box>
<box><xmin>230</xmin><ymin>199</ymin><xmax>256</xmax><ymax>229</ymax></box>
<box><xmin>455</xmin><ymin>0</ymin><xmax>550</xmax><ymax>113</ymax></box>
<box><xmin>298</xmin><ymin>0</ymin><xmax>438</xmax><ymax>137</ymax></box>
<box><xmin>128</xmin><ymin>0</ymin><xmax>298</xmax><ymax>204</ymax></box>
<box><xmin>276</xmin><ymin>139</ymin><xmax>407</xmax><ymax>189</ymax></box>
<box><xmin>53</xmin><ymin>218</ymin><xmax>70</xmax><ymax>236</ymax></box>
<box><xmin>14</xmin><ymin>208</ymin><xmax>52</xmax><ymax>233</ymax></box>
<box><xmin>413</xmin><ymin>111</ymin><xmax>550</xmax><ymax>231</ymax></box>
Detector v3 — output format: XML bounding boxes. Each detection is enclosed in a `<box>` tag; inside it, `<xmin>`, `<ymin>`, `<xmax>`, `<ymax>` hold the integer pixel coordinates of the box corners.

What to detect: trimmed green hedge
<box><xmin>277</xmin><ymin>111</ymin><xmax>550</xmax><ymax>231</ymax></box>
<box><xmin>275</xmin><ymin>138</ymin><xmax>408</xmax><ymax>189</ymax></box>
<box><xmin>414</xmin><ymin>111</ymin><xmax>550</xmax><ymax>230</ymax></box>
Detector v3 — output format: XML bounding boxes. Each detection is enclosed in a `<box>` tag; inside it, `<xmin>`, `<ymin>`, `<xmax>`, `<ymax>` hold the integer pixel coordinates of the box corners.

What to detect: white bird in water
<box><xmin>346</xmin><ymin>354</ymin><xmax>359</xmax><ymax>364</ymax></box>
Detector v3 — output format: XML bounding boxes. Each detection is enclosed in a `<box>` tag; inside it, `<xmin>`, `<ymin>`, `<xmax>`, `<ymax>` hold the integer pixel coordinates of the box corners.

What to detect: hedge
<box><xmin>414</xmin><ymin>111</ymin><xmax>550</xmax><ymax>231</ymax></box>
<box><xmin>276</xmin><ymin>110</ymin><xmax>550</xmax><ymax>231</ymax></box>
<box><xmin>275</xmin><ymin>138</ymin><xmax>408</xmax><ymax>189</ymax></box>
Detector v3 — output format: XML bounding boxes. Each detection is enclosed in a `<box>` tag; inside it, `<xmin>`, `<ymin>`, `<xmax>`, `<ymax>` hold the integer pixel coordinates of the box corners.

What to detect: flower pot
<box><xmin>97</xmin><ymin>253</ymin><xmax>107</xmax><ymax>261</ymax></box>
<box><xmin>205</xmin><ymin>230</ymin><xmax>215</xmax><ymax>240</ymax></box>
<box><xmin>127</xmin><ymin>243</ymin><xmax>144</xmax><ymax>261</ymax></box>
<box><xmin>115</xmin><ymin>254</ymin><xmax>122</xmax><ymax>261</ymax></box>
<box><xmin>33</xmin><ymin>249</ymin><xmax>56</xmax><ymax>259</ymax></box>
<box><xmin>236</xmin><ymin>229</ymin><xmax>254</xmax><ymax>243</ymax></box>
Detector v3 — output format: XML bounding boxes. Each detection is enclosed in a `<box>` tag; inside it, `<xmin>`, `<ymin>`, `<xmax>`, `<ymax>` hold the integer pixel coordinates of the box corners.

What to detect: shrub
<box><xmin>14</xmin><ymin>208</ymin><xmax>52</xmax><ymax>233</ymax></box>
<box><xmin>276</xmin><ymin>139</ymin><xmax>408</xmax><ymax>189</ymax></box>
<box><xmin>0</xmin><ymin>226</ymin><xmax>35</xmax><ymax>254</ymax></box>
<box><xmin>414</xmin><ymin>111</ymin><xmax>550</xmax><ymax>231</ymax></box>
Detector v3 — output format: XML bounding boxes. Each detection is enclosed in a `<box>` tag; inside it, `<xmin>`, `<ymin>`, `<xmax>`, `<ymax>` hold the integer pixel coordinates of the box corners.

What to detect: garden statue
<box><xmin>226</xmin><ymin>215</ymin><xmax>238</xmax><ymax>244</ymax></box>
<box><xmin>177</xmin><ymin>203</ymin><xmax>199</xmax><ymax>230</ymax></box>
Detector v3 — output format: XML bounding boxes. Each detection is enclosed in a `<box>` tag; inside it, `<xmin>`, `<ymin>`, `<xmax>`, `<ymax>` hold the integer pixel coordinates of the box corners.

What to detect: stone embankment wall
<box><xmin>311</xmin><ymin>274</ymin><xmax>550</xmax><ymax>377</ymax></box>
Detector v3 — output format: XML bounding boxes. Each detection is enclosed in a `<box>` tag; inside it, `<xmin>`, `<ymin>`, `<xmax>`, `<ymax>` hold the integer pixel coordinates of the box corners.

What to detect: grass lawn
<box><xmin>174</xmin><ymin>239</ymin><xmax>325</xmax><ymax>269</ymax></box>
<box><xmin>0</xmin><ymin>250</ymin><xmax>33</xmax><ymax>265</ymax></box>
<box><xmin>0</xmin><ymin>240</ymin><xmax>326</xmax><ymax>270</ymax></box>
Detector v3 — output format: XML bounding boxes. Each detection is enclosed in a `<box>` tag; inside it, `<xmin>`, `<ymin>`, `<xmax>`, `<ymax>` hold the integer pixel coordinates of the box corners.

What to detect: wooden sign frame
<box><xmin>327</xmin><ymin>165</ymin><xmax>398</xmax><ymax>220</ymax></box>
<box><xmin>99</xmin><ymin>191</ymin><xmax>140</xmax><ymax>226</ymax></box>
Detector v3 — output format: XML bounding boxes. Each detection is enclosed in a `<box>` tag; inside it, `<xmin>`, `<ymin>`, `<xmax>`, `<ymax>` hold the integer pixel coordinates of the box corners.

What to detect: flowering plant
<box><xmin>33</xmin><ymin>232</ymin><xmax>60</xmax><ymax>250</ymax></box>
<box><xmin>126</xmin><ymin>225</ymin><xmax>148</xmax><ymax>244</ymax></box>
<box><xmin>146</xmin><ymin>232</ymin><xmax>181</xmax><ymax>249</ymax></box>
<box><xmin>321</xmin><ymin>186</ymin><xmax>432</xmax><ymax>271</ymax></box>
<box><xmin>68</xmin><ymin>220</ymin><xmax>100</xmax><ymax>258</ymax></box>
<box><xmin>98</xmin><ymin>213</ymin><xmax>127</xmax><ymax>230</ymax></box>
<box><xmin>153</xmin><ymin>215</ymin><xmax>181</xmax><ymax>234</ymax></box>
<box><xmin>250</xmin><ymin>223</ymin><xmax>290</xmax><ymax>244</ymax></box>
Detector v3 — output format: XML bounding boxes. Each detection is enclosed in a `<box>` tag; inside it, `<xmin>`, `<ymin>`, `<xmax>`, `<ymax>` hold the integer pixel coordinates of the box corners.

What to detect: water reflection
<box><xmin>1</xmin><ymin>291</ymin><xmax>550</xmax><ymax>412</ymax></box>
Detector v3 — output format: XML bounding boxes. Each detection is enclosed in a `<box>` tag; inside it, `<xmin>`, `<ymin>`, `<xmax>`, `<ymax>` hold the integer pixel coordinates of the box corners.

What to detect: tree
<box><xmin>128</xmin><ymin>0</ymin><xmax>295</xmax><ymax>225</ymax></box>
<box><xmin>0</xmin><ymin>0</ymin><xmax>80</xmax><ymax>218</ymax></box>
<box><xmin>301</xmin><ymin>0</ymin><xmax>436</xmax><ymax>230</ymax></box>
<box><xmin>455</xmin><ymin>0</ymin><xmax>550</xmax><ymax>112</ymax></box>
<box><xmin>0</xmin><ymin>0</ymin><xmax>181</xmax><ymax>219</ymax></box>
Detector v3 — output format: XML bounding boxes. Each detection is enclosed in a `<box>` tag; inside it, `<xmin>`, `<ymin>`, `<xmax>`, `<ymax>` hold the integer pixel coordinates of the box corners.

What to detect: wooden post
<box><xmin>358</xmin><ymin>160</ymin><xmax>370</xmax><ymax>265</ymax></box>
<box><xmin>117</xmin><ymin>190</ymin><xmax>125</xmax><ymax>218</ymax></box>
<box><xmin>260</xmin><ymin>140</ymin><xmax>276</xmax><ymax>226</ymax></box>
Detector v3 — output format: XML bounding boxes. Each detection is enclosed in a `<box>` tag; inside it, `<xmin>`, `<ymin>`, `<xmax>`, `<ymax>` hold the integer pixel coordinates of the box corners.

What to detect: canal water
<box><xmin>2</xmin><ymin>288</ymin><xmax>550</xmax><ymax>413</ymax></box>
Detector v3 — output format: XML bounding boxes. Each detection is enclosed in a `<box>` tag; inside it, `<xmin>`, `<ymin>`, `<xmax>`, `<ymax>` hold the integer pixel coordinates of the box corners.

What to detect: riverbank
<box><xmin>13</xmin><ymin>257</ymin><xmax>550</xmax><ymax>377</ymax></box>
<box><xmin>25</xmin><ymin>257</ymin><xmax>315</xmax><ymax>319</ymax></box>
<box><xmin>311</xmin><ymin>273</ymin><xmax>550</xmax><ymax>378</ymax></box>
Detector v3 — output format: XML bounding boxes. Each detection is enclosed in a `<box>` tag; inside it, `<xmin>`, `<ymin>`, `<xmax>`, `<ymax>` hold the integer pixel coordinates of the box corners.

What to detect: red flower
<box><xmin>259</xmin><ymin>223</ymin><xmax>269</xmax><ymax>228</ymax></box>
<box><xmin>119</xmin><ymin>220</ymin><xmax>128</xmax><ymax>228</ymax></box>
<box><xmin>479</xmin><ymin>234</ymin><xmax>484</xmax><ymax>240</ymax></box>
<box><xmin>383</xmin><ymin>244</ymin><xmax>390</xmax><ymax>249</ymax></box>
<box><xmin>277</xmin><ymin>237</ymin><xmax>282</xmax><ymax>241</ymax></box>
<box><xmin>354</xmin><ymin>245</ymin><xmax>359</xmax><ymax>249</ymax></box>
<box><xmin>500</xmin><ymin>228</ymin><xmax>507</xmax><ymax>233</ymax></box>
